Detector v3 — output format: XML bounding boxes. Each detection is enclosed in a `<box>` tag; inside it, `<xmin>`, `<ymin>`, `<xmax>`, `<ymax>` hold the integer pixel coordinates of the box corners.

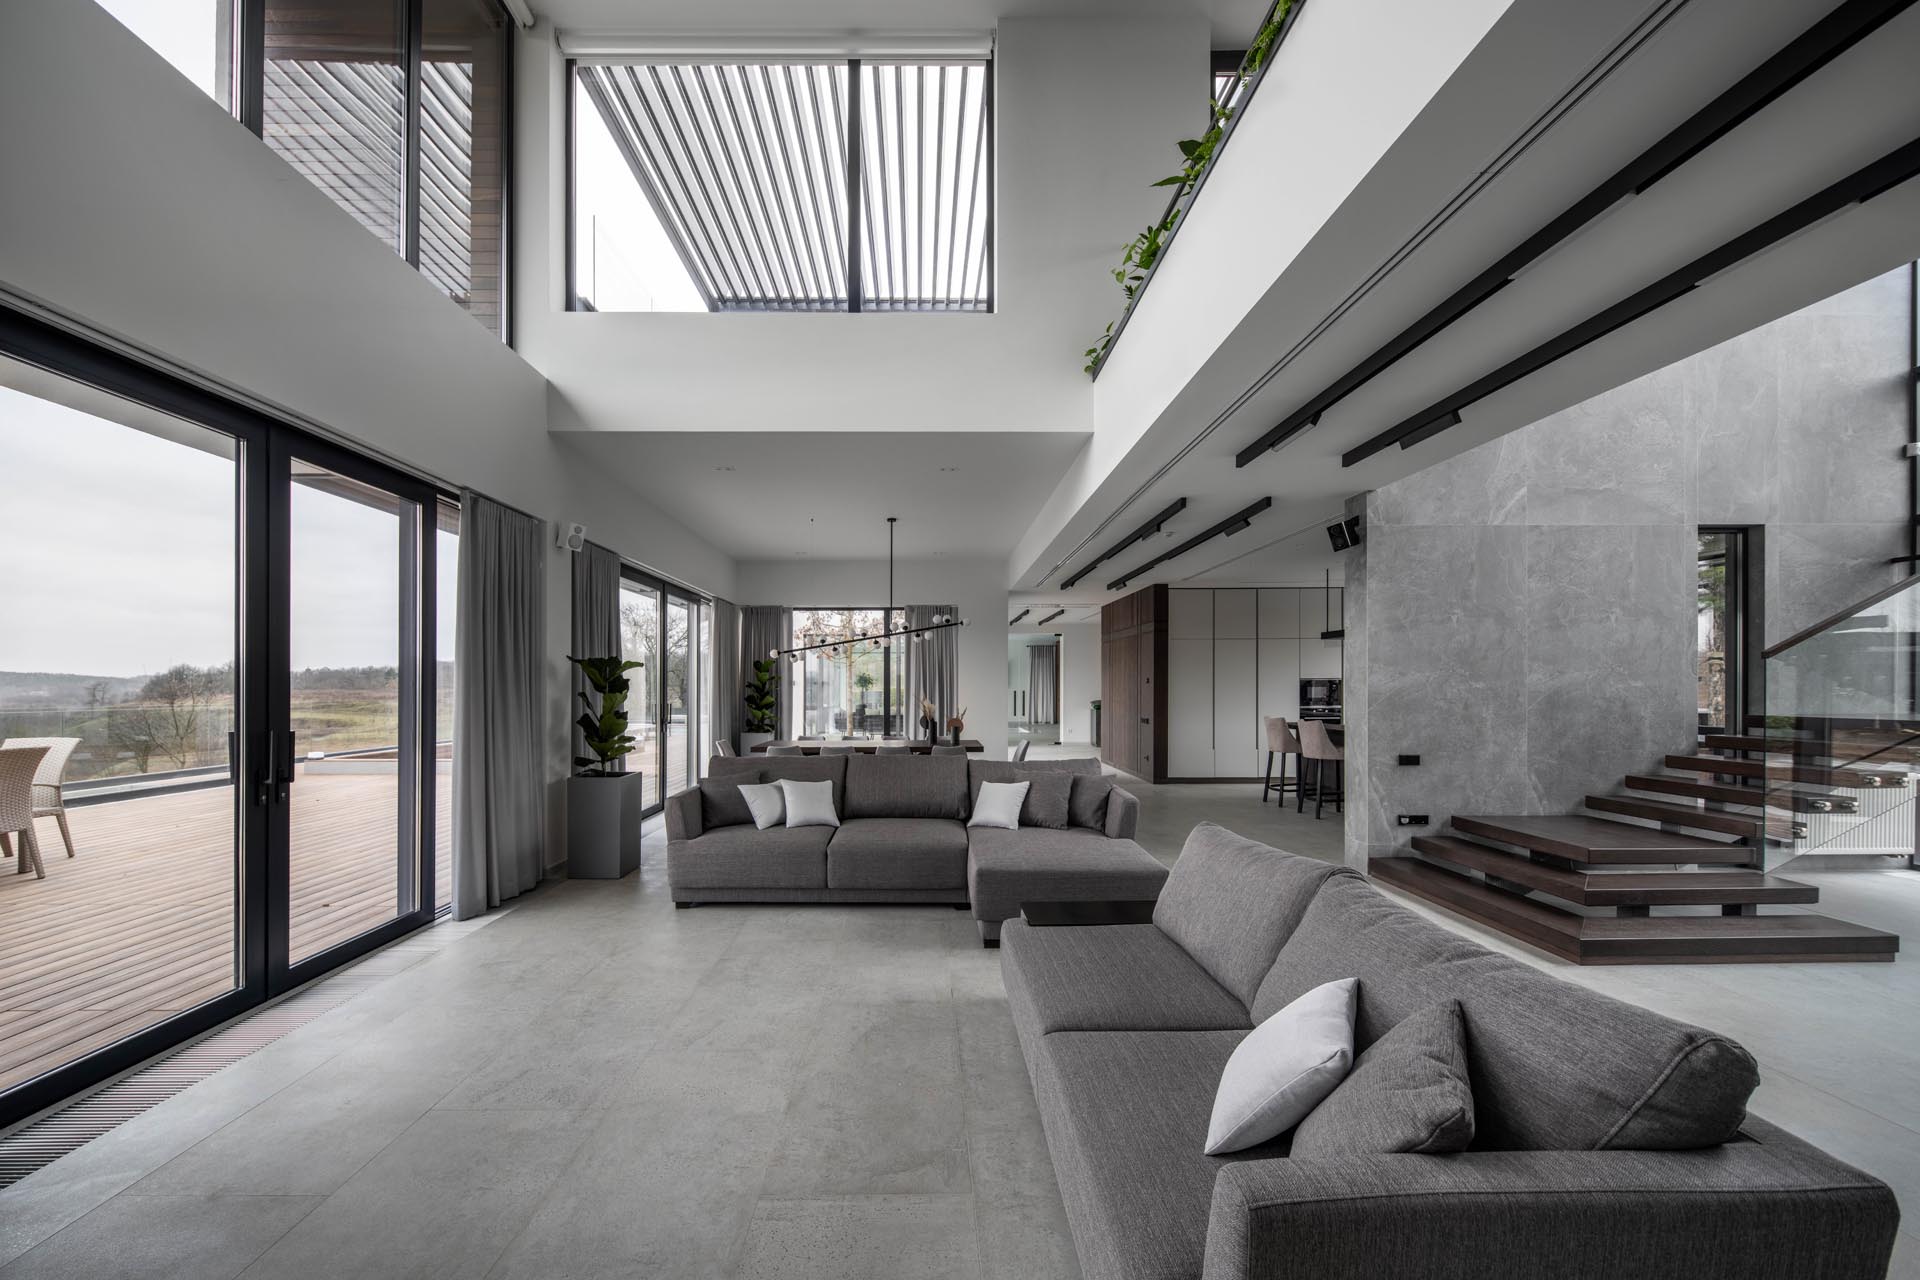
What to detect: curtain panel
<box><xmin>569</xmin><ymin>541</ymin><xmax>622</xmax><ymax>768</ymax></box>
<box><xmin>740</xmin><ymin>605</ymin><xmax>789</xmax><ymax>739</ymax></box>
<box><xmin>710</xmin><ymin>598</ymin><xmax>742</xmax><ymax>753</ymax></box>
<box><xmin>907</xmin><ymin>604</ymin><xmax>958</xmax><ymax>735</ymax></box>
<box><xmin>1029</xmin><ymin>641</ymin><xmax>1059</xmax><ymax>724</ymax></box>
<box><xmin>452</xmin><ymin>492</ymin><xmax>547</xmax><ymax>920</ymax></box>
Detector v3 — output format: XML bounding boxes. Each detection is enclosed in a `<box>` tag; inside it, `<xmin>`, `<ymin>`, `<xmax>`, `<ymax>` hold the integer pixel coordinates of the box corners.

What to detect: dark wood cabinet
<box><xmin>1100</xmin><ymin>585</ymin><xmax>1169</xmax><ymax>783</ymax></box>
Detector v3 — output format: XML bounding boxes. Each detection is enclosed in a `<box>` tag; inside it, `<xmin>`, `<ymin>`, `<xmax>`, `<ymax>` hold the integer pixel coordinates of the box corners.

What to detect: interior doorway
<box><xmin>1008</xmin><ymin>634</ymin><xmax>1061</xmax><ymax>749</ymax></box>
<box><xmin>1697</xmin><ymin>526</ymin><xmax>1764</xmax><ymax>734</ymax></box>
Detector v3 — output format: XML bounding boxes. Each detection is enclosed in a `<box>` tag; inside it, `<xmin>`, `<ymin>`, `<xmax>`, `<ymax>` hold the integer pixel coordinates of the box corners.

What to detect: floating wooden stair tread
<box><xmin>1701</xmin><ymin>734</ymin><xmax>1846</xmax><ymax>759</ymax></box>
<box><xmin>1665</xmin><ymin>754</ymin><xmax>1906</xmax><ymax>789</ymax></box>
<box><xmin>1624</xmin><ymin>773</ymin><xmax>1852</xmax><ymax>813</ymax></box>
<box><xmin>1372</xmin><ymin>858</ymin><xmax>1898</xmax><ymax>964</ymax></box>
<box><xmin>1581</xmin><ymin>794</ymin><xmax>1763</xmax><ymax>841</ymax></box>
<box><xmin>1452</xmin><ymin>814</ymin><xmax>1755</xmax><ymax>865</ymax></box>
<box><xmin>1410</xmin><ymin>836</ymin><xmax>1812</xmax><ymax>905</ymax></box>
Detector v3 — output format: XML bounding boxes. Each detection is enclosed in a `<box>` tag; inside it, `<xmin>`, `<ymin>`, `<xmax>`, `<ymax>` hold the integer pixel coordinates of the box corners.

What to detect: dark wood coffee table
<box><xmin>1019</xmin><ymin>900</ymin><xmax>1159</xmax><ymax>927</ymax></box>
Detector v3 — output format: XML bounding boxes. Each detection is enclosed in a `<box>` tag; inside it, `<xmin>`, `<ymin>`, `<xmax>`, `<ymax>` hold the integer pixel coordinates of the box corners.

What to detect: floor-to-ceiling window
<box><xmin>0</xmin><ymin>312</ymin><xmax>445</xmax><ymax>1126</ymax></box>
<box><xmin>617</xmin><ymin>572</ymin><xmax>712</xmax><ymax>811</ymax></box>
<box><xmin>787</xmin><ymin>608</ymin><xmax>904</xmax><ymax>737</ymax></box>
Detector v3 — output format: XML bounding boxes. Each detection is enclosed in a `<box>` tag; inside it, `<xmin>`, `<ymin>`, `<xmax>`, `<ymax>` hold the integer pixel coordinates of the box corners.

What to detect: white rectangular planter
<box><xmin>567</xmin><ymin>772</ymin><xmax>643</xmax><ymax>879</ymax></box>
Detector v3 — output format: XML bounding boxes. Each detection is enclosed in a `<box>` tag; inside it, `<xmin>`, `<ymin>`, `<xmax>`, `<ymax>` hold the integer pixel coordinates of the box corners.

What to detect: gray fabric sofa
<box><xmin>1002</xmin><ymin>822</ymin><xmax>1900</xmax><ymax>1280</ymax></box>
<box><xmin>665</xmin><ymin>753</ymin><xmax>1170</xmax><ymax>944</ymax></box>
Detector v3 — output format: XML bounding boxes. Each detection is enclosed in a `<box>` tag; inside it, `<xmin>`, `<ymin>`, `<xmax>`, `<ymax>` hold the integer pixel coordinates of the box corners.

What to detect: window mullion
<box><xmin>845</xmin><ymin>58</ymin><xmax>864</xmax><ymax>314</ymax></box>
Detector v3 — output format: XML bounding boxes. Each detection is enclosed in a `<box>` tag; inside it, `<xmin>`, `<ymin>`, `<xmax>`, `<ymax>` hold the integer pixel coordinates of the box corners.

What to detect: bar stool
<box><xmin>1297</xmin><ymin>719</ymin><xmax>1344</xmax><ymax>820</ymax></box>
<box><xmin>1261</xmin><ymin>717</ymin><xmax>1300</xmax><ymax>804</ymax></box>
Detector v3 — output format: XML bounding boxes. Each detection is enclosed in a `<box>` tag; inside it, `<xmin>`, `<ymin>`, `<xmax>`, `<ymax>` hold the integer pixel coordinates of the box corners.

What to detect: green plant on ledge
<box><xmin>744</xmin><ymin>658</ymin><xmax>780</xmax><ymax>735</ymax></box>
<box><xmin>1082</xmin><ymin>0</ymin><xmax>1296</xmax><ymax>376</ymax></box>
<box><xmin>569</xmin><ymin>654</ymin><xmax>644</xmax><ymax>776</ymax></box>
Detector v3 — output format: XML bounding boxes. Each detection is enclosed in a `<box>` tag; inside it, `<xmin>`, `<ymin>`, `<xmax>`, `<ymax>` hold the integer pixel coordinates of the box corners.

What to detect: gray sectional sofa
<box><xmin>664</xmin><ymin>753</ymin><xmax>1170</xmax><ymax>944</ymax></box>
<box><xmin>1002</xmin><ymin>822</ymin><xmax>1900</xmax><ymax>1280</ymax></box>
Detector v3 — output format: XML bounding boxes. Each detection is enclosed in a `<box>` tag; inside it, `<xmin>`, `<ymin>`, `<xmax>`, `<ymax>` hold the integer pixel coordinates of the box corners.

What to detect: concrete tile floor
<box><xmin>0</xmin><ymin>761</ymin><xmax>1914</xmax><ymax>1278</ymax></box>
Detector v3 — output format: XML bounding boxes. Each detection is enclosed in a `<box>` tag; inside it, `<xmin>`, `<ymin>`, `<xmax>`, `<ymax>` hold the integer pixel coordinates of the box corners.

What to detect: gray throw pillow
<box><xmin>1290</xmin><ymin>999</ymin><xmax>1475</xmax><ymax>1157</ymax></box>
<box><xmin>700</xmin><ymin>771</ymin><xmax>762</xmax><ymax>828</ymax></box>
<box><xmin>968</xmin><ymin>762</ymin><xmax>1071</xmax><ymax>829</ymax></box>
<box><xmin>1068</xmin><ymin>774</ymin><xmax>1112</xmax><ymax>830</ymax></box>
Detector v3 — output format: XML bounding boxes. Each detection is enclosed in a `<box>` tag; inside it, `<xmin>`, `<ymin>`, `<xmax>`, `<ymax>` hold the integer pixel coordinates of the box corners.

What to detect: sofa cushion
<box><xmin>698</xmin><ymin>772</ymin><xmax>762</xmax><ymax>829</ymax></box>
<box><xmin>710</xmin><ymin>754</ymin><xmax>847</xmax><ymax>814</ymax></box>
<box><xmin>968</xmin><ymin>762</ymin><xmax>1071</xmax><ymax>828</ymax></box>
<box><xmin>1206</xmin><ymin>977</ymin><xmax>1357</xmax><ymax>1155</ymax></box>
<box><xmin>1151</xmin><ymin>824</ymin><xmax>1351</xmax><ymax>1007</ymax></box>
<box><xmin>1067</xmin><ymin>774</ymin><xmax>1112</xmax><ymax>830</ymax></box>
<box><xmin>967</xmin><ymin>827</ymin><xmax>1170</xmax><ymax>924</ymax></box>
<box><xmin>1034</xmin><ymin>1029</ymin><xmax>1279</xmax><ymax>1280</ymax></box>
<box><xmin>1256</xmin><ymin>874</ymin><xmax>1760</xmax><ymax>1151</ymax></box>
<box><xmin>1291</xmin><ymin>998</ymin><xmax>1475</xmax><ymax>1157</ymax></box>
<box><xmin>844</xmin><ymin>753</ymin><xmax>968</xmax><ymax>820</ymax></box>
<box><xmin>826</xmin><ymin>818</ymin><xmax>968</xmax><ymax>890</ymax></box>
<box><xmin>665</xmin><ymin>824</ymin><xmax>831</xmax><ymax>890</ymax></box>
<box><xmin>1000</xmin><ymin>921</ymin><xmax>1250</xmax><ymax>1045</ymax></box>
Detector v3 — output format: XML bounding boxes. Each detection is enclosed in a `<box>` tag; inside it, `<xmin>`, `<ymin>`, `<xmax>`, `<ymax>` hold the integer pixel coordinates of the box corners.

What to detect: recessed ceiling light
<box><xmin>715</xmin><ymin>465</ymin><xmax>735</xmax><ymax>472</ymax></box>
<box><xmin>939</xmin><ymin>466</ymin><xmax>959</xmax><ymax>472</ymax></box>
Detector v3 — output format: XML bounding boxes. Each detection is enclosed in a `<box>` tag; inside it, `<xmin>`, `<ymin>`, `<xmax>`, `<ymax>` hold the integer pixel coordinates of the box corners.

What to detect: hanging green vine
<box><xmin>1083</xmin><ymin>0</ymin><xmax>1295</xmax><ymax>376</ymax></box>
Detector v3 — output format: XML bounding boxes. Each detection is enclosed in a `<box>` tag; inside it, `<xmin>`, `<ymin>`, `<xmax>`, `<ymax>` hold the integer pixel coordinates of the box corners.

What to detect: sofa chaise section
<box><xmin>1000</xmin><ymin>824</ymin><xmax>1900</xmax><ymax>1280</ymax></box>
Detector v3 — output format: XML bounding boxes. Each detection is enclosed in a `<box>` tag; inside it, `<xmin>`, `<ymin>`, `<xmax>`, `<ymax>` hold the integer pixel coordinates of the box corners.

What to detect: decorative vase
<box><xmin>741</xmin><ymin>731</ymin><xmax>773</xmax><ymax>754</ymax></box>
<box><xmin>923</xmin><ymin>718</ymin><xmax>937</xmax><ymax>744</ymax></box>
<box><xmin>948</xmin><ymin>726</ymin><xmax>961</xmax><ymax>746</ymax></box>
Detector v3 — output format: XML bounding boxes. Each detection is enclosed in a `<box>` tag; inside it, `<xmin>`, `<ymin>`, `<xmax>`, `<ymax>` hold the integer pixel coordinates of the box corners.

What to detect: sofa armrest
<box><xmin>1203</xmin><ymin>1123</ymin><xmax>1898</xmax><ymax>1280</ymax></box>
<box><xmin>1104</xmin><ymin>785</ymin><xmax>1140</xmax><ymax>841</ymax></box>
<box><xmin>664</xmin><ymin>788</ymin><xmax>703</xmax><ymax>843</ymax></box>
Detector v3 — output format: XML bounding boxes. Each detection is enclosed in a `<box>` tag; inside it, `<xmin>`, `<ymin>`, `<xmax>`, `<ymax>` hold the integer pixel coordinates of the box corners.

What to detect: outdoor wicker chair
<box><xmin>0</xmin><ymin>744</ymin><xmax>52</xmax><ymax>879</ymax></box>
<box><xmin>2</xmin><ymin>736</ymin><xmax>80</xmax><ymax>858</ymax></box>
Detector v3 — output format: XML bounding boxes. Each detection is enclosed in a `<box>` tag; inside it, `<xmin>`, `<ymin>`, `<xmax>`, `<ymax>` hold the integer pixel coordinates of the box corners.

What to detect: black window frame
<box><xmin>234</xmin><ymin>0</ymin><xmax>517</xmax><ymax>343</ymax></box>
<box><xmin>565</xmin><ymin>56</ymin><xmax>995</xmax><ymax>315</ymax></box>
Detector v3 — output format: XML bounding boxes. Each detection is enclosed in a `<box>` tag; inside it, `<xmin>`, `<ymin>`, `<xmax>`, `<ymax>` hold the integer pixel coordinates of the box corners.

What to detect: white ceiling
<box><xmin>529</xmin><ymin>0</ymin><xmax>1272</xmax><ymax>47</ymax></box>
<box><xmin>558</xmin><ymin>430</ymin><xmax>1088</xmax><ymax>560</ymax></box>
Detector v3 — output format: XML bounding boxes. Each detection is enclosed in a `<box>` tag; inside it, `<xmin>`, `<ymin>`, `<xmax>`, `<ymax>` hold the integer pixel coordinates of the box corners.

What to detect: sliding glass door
<box><xmin>617</xmin><ymin>571</ymin><xmax>709</xmax><ymax>812</ymax></box>
<box><xmin>0</xmin><ymin>310</ymin><xmax>444</xmax><ymax>1126</ymax></box>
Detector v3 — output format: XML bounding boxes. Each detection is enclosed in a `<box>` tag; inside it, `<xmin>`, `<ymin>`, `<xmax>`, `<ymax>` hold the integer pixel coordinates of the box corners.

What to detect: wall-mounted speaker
<box><xmin>1326</xmin><ymin>516</ymin><xmax>1363</xmax><ymax>552</ymax></box>
<box><xmin>557</xmin><ymin>522</ymin><xmax>587</xmax><ymax>553</ymax></box>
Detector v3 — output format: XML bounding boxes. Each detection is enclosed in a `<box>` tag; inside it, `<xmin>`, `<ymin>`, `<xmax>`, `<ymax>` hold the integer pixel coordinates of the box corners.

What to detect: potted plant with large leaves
<box><xmin>566</xmin><ymin>654</ymin><xmax>645</xmax><ymax>879</ymax></box>
<box><xmin>742</xmin><ymin>658</ymin><xmax>779</xmax><ymax>753</ymax></box>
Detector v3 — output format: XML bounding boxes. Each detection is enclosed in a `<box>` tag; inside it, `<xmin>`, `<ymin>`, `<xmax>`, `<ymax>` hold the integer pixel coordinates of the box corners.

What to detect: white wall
<box><xmin>734</xmin><ymin>558</ymin><xmax>1008</xmax><ymax>748</ymax></box>
<box><xmin>513</xmin><ymin>15</ymin><xmax>1206</xmax><ymax>438</ymax></box>
<box><xmin>0</xmin><ymin>0</ymin><xmax>739</xmax><ymax>870</ymax></box>
<box><xmin>1057</xmin><ymin>622</ymin><xmax>1099</xmax><ymax>745</ymax></box>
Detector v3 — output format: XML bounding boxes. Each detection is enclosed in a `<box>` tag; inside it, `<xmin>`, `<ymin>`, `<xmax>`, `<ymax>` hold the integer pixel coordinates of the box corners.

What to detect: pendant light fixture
<box><xmin>771</xmin><ymin>518</ymin><xmax>969</xmax><ymax>661</ymax></box>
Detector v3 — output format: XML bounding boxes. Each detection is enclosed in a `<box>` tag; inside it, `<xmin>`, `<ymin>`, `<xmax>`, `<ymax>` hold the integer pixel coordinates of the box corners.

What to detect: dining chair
<box><xmin>821</xmin><ymin>744</ymin><xmax>855</xmax><ymax>755</ymax></box>
<box><xmin>1297</xmin><ymin>719</ymin><xmax>1345</xmax><ymax>820</ymax></box>
<box><xmin>931</xmin><ymin>745</ymin><xmax>968</xmax><ymax>756</ymax></box>
<box><xmin>766</xmin><ymin>745</ymin><xmax>804</xmax><ymax>756</ymax></box>
<box><xmin>876</xmin><ymin>744</ymin><xmax>912</xmax><ymax>756</ymax></box>
<box><xmin>1010</xmin><ymin>740</ymin><xmax>1031</xmax><ymax>763</ymax></box>
<box><xmin>712</xmin><ymin>740</ymin><xmax>736</xmax><ymax>757</ymax></box>
<box><xmin>0</xmin><ymin>744</ymin><xmax>52</xmax><ymax>879</ymax></box>
<box><xmin>1260</xmin><ymin>717</ymin><xmax>1300</xmax><ymax>806</ymax></box>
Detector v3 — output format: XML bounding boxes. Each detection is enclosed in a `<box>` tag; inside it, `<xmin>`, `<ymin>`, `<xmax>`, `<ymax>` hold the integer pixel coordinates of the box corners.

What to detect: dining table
<box><xmin>749</xmin><ymin>739</ymin><xmax>987</xmax><ymax>755</ymax></box>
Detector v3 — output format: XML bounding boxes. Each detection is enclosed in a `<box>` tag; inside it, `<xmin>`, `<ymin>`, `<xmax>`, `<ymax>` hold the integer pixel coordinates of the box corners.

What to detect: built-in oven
<box><xmin>1299</xmin><ymin>678</ymin><xmax>1342</xmax><ymax>722</ymax></box>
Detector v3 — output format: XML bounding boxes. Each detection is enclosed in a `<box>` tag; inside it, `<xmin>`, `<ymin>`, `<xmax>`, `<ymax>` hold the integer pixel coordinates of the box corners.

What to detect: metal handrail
<box><xmin>1762</xmin><ymin>572</ymin><xmax>1920</xmax><ymax>660</ymax></box>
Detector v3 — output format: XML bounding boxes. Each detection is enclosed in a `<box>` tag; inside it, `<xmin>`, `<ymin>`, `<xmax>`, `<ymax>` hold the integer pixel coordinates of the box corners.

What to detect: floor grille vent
<box><xmin>0</xmin><ymin>923</ymin><xmax>471</xmax><ymax>1189</ymax></box>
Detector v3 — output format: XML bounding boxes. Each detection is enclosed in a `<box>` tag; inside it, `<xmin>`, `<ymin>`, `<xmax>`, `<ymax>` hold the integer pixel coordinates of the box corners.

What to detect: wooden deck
<box><xmin>0</xmin><ymin>771</ymin><xmax>452</xmax><ymax>1096</ymax></box>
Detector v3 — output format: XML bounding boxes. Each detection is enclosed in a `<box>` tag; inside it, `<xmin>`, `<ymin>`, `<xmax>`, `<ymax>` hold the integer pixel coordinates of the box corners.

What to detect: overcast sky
<box><xmin>1</xmin><ymin>381</ymin><xmax>454</xmax><ymax>681</ymax></box>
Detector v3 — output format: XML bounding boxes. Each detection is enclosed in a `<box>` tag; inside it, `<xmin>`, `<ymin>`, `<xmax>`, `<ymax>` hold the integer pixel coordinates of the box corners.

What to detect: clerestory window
<box><xmin>570</xmin><ymin>57</ymin><xmax>993</xmax><ymax>313</ymax></box>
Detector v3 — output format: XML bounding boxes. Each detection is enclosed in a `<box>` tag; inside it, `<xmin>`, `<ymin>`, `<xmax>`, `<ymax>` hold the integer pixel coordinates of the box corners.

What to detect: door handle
<box><xmin>275</xmin><ymin>730</ymin><xmax>297</xmax><ymax>803</ymax></box>
<box><xmin>254</xmin><ymin>729</ymin><xmax>274</xmax><ymax>807</ymax></box>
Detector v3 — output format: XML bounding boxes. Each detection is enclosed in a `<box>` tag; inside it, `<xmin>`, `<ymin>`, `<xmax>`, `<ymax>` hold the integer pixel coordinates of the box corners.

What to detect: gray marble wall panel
<box><xmin>1344</xmin><ymin>269</ymin><xmax>1911</xmax><ymax>869</ymax></box>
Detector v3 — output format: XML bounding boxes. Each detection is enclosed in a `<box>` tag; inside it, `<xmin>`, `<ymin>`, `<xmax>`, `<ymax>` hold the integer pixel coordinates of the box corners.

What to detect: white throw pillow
<box><xmin>1205</xmin><ymin>977</ymin><xmax>1358</xmax><ymax>1155</ymax></box>
<box><xmin>738</xmin><ymin>782</ymin><xmax>786</xmax><ymax>830</ymax></box>
<box><xmin>779</xmin><ymin>778</ymin><xmax>840</xmax><ymax>829</ymax></box>
<box><xmin>967</xmin><ymin>779</ymin><xmax>1030</xmax><ymax>829</ymax></box>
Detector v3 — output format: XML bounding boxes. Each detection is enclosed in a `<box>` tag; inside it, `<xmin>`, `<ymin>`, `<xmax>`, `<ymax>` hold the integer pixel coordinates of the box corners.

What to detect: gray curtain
<box><xmin>1029</xmin><ymin>640</ymin><xmax>1059</xmax><ymax>725</ymax></box>
<box><xmin>907</xmin><ymin>604</ymin><xmax>959</xmax><ymax>736</ymax></box>
<box><xmin>452</xmin><ymin>492</ymin><xmax>547</xmax><ymax>920</ymax></box>
<box><xmin>570</xmin><ymin>541</ymin><xmax>622</xmax><ymax>768</ymax></box>
<box><xmin>711</xmin><ymin>598</ymin><xmax>741</xmax><ymax>753</ymax></box>
<box><xmin>741</xmin><ymin>605</ymin><xmax>789</xmax><ymax>739</ymax></box>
